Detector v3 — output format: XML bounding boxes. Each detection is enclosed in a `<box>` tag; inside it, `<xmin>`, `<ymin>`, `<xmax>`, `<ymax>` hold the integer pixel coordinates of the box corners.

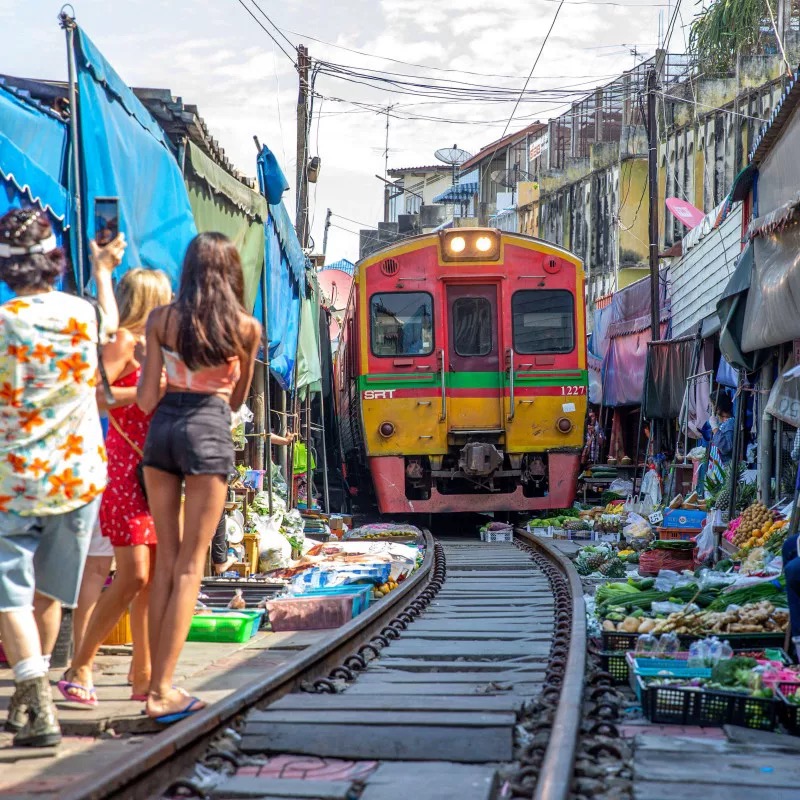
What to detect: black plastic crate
<box><xmin>639</xmin><ymin>677</ymin><xmax>778</xmax><ymax>731</ymax></box>
<box><xmin>776</xmin><ymin>689</ymin><xmax>800</xmax><ymax>735</ymax></box>
<box><xmin>599</xmin><ymin>651</ymin><xmax>629</xmax><ymax>684</ymax></box>
<box><xmin>601</xmin><ymin>630</ymin><xmax>786</xmax><ymax>653</ymax></box>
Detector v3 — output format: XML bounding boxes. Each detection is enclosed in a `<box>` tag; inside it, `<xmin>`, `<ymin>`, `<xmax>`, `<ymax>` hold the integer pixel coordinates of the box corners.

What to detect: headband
<box><xmin>0</xmin><ymin>234</ymin><xmax>58</xmax><ymax>259</ymax></box>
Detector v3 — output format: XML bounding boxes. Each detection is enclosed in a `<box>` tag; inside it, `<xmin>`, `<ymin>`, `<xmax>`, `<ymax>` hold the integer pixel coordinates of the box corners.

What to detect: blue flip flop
<box><xmin>151</xmin><ymin>696</ymin><xmax>205</xmax><ymax>725</ymax></box>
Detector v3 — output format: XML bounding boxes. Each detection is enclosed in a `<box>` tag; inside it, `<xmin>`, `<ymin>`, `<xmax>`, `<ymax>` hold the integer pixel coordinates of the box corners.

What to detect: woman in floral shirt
<box><xmin>0</xmin><ymin>208</ymin><xmax>123</xmax><ymax>747</ymax></box>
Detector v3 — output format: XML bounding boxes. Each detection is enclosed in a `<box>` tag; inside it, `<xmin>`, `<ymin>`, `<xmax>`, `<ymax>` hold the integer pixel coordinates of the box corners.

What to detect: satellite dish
<box><xmin>434</xmin><ymin>144</ymin><xmax>473</xmax><ymax>166</ymax></box>
<box><xmin>435</xmin><ymin>145</ymin><xmax>473</xmax><ymax>187</ymax></box>
<box><xmin>491</xmin><ymin>167</ymin><xmax>534</xmax><ymax>188</ymax></box>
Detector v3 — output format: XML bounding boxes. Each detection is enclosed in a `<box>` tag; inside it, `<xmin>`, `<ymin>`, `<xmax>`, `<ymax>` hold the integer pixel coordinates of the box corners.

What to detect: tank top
<box><xmin>161</xmin><ymin>347</ymin><xmax>241</xmax><ymax>394</ymax></box>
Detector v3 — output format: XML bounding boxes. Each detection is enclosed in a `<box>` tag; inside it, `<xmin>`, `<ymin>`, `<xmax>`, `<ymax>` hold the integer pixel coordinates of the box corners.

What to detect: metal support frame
<box><xmin>60</xmin><ymin>12</ymin><xmax>86</xmax><ymax>297</ymax></box>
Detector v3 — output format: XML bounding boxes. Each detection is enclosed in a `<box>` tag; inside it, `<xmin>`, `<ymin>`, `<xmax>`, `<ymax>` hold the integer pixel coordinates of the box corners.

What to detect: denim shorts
<box><xmin>143</xmin><ymin>392</ymin><xmax>235</xmax><ymax>478</ymax></box>
<box><xmin>0</xmin><ymin>497</ymin><xmax>100</xmax><ymax>611</ymax></box>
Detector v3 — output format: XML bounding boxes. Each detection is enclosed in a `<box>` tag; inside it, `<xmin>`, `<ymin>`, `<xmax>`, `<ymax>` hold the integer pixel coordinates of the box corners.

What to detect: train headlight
<box><xmin>439</xmin><ymin>229</ymin><xmax>501</xmax><ymax>261</ymax></box>
<box><xmin>379</xmin><ymin>421</ymin><xmax>396</xmax><ymax>438</ymax></box>
<box><xmin>556</xmin><ymin>417</ymin><xmax>573</xmax><ymax>434</ymax></box>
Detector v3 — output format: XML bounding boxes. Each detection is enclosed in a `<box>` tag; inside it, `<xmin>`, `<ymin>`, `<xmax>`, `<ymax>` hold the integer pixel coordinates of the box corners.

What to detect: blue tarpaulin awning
<box><xmin>75</xmin><ymin>28</ymin><xmax>197</xmax><ymax>288</ymax></box>
<box><xmin>0</xmin><ymin>82</ymin><xmax>71</xmax><ymax>303</ymax></box>
<box><xmin>0</xmin><ymin>82</ymin><xmax>70</xmax><ymax>225</ymax></box>
<box><xmin>256</xmin><ymin>146</ymin><xmax>303</xmax><ymax>390</ymax></box>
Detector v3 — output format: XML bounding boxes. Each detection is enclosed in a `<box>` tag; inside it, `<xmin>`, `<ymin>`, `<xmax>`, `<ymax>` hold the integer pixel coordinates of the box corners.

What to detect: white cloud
<box><xmin>2</xmin><ymin>0</ymin><xmax>665</xmax><ymax>262</ymax></box>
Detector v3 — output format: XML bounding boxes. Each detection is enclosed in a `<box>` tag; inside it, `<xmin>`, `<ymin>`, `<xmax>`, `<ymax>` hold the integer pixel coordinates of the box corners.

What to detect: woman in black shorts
<box><xmin>137</xmin><ymin>233</ymin><xmax>260</xmax><ymax>724</ymax></box>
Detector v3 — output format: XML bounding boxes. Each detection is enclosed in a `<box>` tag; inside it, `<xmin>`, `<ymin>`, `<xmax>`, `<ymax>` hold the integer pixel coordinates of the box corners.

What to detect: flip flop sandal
<box><xmin>57</xmin><ymin>678</ymin><xmax>98</xmax><ymax>707</ymax></box>
<box><xmin>130</xmin><ymin>693</ymin><xmax>148</xmax><ymax>702</ymax></box>
<box><xmin>150</xmin><ymin>696</ymin><xmax>205</xmax><ymax>725</ymax></box>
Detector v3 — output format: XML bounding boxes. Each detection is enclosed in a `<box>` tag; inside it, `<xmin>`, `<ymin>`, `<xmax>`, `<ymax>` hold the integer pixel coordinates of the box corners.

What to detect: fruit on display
<box><xmin>575</xmin><ymin>545</ymin><xmax>615</xmax><ymax>576</ymax></box>
<box><xmin>598</xmin><ymin>557</ymin><xmax>626</xmax><ymax>578</ymax></box>
<box><xmin>373</xmin><ymin>578</ymin><xmax>399</xmax><ymax>598</ymax></box>
<box><xmin>731</xmin><ymin>503</ymin><xmax>776</xmax><ymax>548</ymax></box>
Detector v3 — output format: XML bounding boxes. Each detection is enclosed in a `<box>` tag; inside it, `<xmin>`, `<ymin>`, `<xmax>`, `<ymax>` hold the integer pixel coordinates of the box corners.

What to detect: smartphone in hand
<box><xmin>94</xmin><ymin>197</ymin><xmax>119</xmax><ymax>246</ymax></box>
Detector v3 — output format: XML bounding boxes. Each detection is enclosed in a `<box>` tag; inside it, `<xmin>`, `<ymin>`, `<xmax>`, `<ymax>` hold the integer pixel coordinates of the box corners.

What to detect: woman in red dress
<box><xmin>60</xmin><ymin>269</ymin><xmax>172</xmax><ymax>705</ymax></box>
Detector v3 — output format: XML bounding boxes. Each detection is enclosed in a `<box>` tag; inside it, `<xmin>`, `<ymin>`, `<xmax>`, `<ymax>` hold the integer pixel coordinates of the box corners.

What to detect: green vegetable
<box><xmin>711</xmin><ymin>657</ymin><xmax>758</xmax><ymax>687</ymax></box>
<box><xmin>652</xmin><ymin>540</ymin><xmax>696</xmax><ymax>551</ymax></box>
<box><xmin>628</xmin><ymin>577</ymin><xmax>655</xmax><ymax>590</ymax></box>
<box><xmin>706</xmin><ymin>578</ymin><xmax>786</xmax><ymax>612</ymax></box>
<box><xmin>596</xmin><ymin>582</ymin><xmax>640</xmax><ymax>604</ymax></box>
<box><xmin>715</xmin><ymin>559</ymin><xmax>733</xmax><ymax>572</ymax></box>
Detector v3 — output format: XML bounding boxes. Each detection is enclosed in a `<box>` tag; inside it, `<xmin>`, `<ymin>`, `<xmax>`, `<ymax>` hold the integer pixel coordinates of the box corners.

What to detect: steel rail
<box><xmin>516</xmin><ymin>529</ymin><xmax>586</xmax><ymax>800</ymax></box>
<box><xmin>60</xmin><ymin>532</ymin><xmax>435</xmax><ymax>800</ymax></box>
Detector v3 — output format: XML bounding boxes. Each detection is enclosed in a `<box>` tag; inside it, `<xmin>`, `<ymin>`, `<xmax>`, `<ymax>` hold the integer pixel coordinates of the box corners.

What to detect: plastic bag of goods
<box><xmin>346</xmin><ymin>523</ymin><xmax>422</xmax><ymax>540</ymax></box>
<box><xmin>695</xmin><ymin>519</ymin><xmax>715</xmax><ymax>563</ymax></box>
<box><xmin>623</xmin><ymin>512</ymin><xmax>652</xmax><ymax>540</ymax></box>
<box><xmin>230</xmin><ymin>404</ymin><xmax>253</xmax><ymax>451</ymax></box>
<box><xmin>640</xmin><ymin>469</ymin><xmax>662</xmax><ymax>508</ymax></box>
<box><xmin>257</xmin><ymin>522</ymin><xmax>292</xmax><ymax>572</ymax></box>
<box><xmin>608</xmin><ymin>478</ymin><xmax>634</xmax><ymax>496</ymax></box>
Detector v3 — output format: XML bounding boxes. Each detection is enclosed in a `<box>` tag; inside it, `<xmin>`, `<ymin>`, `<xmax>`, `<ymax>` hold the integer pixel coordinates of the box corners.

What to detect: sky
<box><xmin>1</xmin><ymin>0</ymin><xmax>689</xmax><ymax>263</ymax></box>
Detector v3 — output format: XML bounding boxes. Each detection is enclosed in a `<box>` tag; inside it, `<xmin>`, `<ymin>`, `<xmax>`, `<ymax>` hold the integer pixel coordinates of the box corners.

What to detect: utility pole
<box><xmin>295</xmin><ymin>45</ymin><xmax>310</xmax><ymax>247</ymax></box>
<box><xmin>322</xmin><ymin>208</ymin><xmax>332</xmax><ymax>257</ymax></box>
<box><xmin>647</xmin><ymin>66</ymin><xmax>660</xmax><ymax>344</ymax></box>
<box><xmin>383</xmin><ymin>105</ymin><xmax>394</xmax><ymax>223</ymax></box>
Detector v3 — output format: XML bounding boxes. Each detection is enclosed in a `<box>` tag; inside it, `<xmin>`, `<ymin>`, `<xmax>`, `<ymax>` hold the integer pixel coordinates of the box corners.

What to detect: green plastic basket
<box><xmin>187</xmin><ymin>611</ymin><xmax>263</xmax><ymax>643</ymax></box>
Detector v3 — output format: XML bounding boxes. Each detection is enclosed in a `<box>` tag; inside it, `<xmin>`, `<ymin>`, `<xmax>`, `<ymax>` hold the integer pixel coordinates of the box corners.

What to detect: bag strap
<box><xmin>108</xmin><ymin>414</ymin><xmax>144</xmax><ymax>459</ymax></box>
<box><xmin>87</xmin><ymin>298</ymin><xmax>115</xmax><ymax>408</ymax></box>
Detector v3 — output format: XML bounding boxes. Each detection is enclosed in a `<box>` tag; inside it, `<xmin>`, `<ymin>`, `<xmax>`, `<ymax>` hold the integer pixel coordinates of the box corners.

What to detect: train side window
<box><xmin>370</xmin><ymin>292</ymin><xmax>434</xmax><ymax>357</ymax></box>
<box><xmin>512</xmin><ymin>290</ymin><xmax>574</xmax><ymax>354</ymax></box>
<box><xmin>452</xmin><ymin>297</ymin><xmax>492</xmax><ymax>356</ymax></box>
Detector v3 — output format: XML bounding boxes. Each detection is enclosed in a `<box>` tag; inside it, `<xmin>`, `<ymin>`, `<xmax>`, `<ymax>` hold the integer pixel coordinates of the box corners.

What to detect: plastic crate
<box><xmin>655</xmin><ymin>527</ymin><xmax>700</xmax><ymax>541</ymax></box>
<box><xmin>628</xmin><ymin>655</ymin><xmax>712</xmax><ymax>699</ymax></box>
<box><xmin>776</xmin><ymin>689</ymin><xmax>800</xmax><ymax>734</ymax></box>
<box><xmin>296</xmin><ymin>585</ymin><xmax>373</xmax><ymax>616</ymax></box>
<box><xmin>591</xmin><ymin>531</ymin><xmax>621</xmax><ymax>543</ymax></box>
<box><xmin>480</xmin><ymin>530</ymin><xmax>514</xmax><ymax>542</ymax></box>
<box><xmin>599</xmin><ymin>651</ymin><xmax>629</xmax><ymax>684</ymax></box>
<box><xmin>266</xmin><ymin>594</ymin><xmax>355</xmax><ymax>632</ymax></box>
<box><xmin>527</xmin><ymin>525</ymin><xmax>553</xmax><ymax>538</ymax></box>
<box><xmin>638</xmin><ymin>677</ymin><xmax>778</xmax><ymax>731</ymax></box>
<box><xmin>187</xmin><ymin>610</ymin><xmax>263</xmax><ymax>643</ymax></box>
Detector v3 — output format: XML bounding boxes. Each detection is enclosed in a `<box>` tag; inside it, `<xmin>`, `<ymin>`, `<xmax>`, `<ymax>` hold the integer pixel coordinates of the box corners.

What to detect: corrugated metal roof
<box><xmin>459</xmin><ymin>122</ymin><xmax>546</xmax><ymax>173</ymax></box>
<box><xmin>750</xmin><ymin>65</ymin><xmax>800</xmax><ymax>164</ymax></box>
<box><xmin>322</xmin><ymin>258</ymin><xmax>355</xmax><ymax>275</ymax></box>
<box><xmin>387</xmin><ymin>165</ymin><xmax>451</xmax><ymax>177</ymax></box>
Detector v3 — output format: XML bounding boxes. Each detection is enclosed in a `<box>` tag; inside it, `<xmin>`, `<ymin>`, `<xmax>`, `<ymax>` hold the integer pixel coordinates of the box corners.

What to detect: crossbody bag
<box><xmin>108</xmin><ymin>414</ymin><xmax>148</xmax><ymax>502</ymax></box>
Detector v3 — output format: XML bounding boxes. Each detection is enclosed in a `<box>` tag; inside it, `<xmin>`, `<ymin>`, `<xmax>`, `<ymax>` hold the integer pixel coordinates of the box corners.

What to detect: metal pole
<box><xmin>261</xmin><ymin>265</ymin><xmax>273</xmax><ymax>516</ymax></box>
<box><xmin>60</xmin><ymin>13</ymin><xmax>86</xmax><ymax>297</ymax></box>
<box><xmin>322</xmin><ymin>208</ymin><xmax>332</xmax><ymax>257</ymax></box>
<box><xmin>727</xmin><ymin>373</ymin><xmax>746</xmax><ymax>522</ymax></box>
<box><xmin>305</xmin><ymin>393</ymin><xmax>313</xmax><ymax>510</ymax></box>
<box><xmin>646</xmin><ymin>67</ymin><xmax>660</xmax><ymax>343</ymax></box>
<box><xmin>758</xmin><ymin>360</ymin><xmax>774</xmax><ymax>504</ymax></box>
<box><xmin>317</xmin><ymin>308</ymin><xmax>331</xmax><ymax>513</ymax></box>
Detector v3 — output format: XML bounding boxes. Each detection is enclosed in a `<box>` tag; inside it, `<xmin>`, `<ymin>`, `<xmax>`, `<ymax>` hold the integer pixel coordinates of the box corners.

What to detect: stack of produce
<box><xmin>639</xmin><ymin>540</ymin><xmax>696</xmax><ymax>575</ymax></box>
<box><xmin>651</xmin><ymin>601</ymin><xmax>788</xmax><ymax>635</ymax></box>
<box><xmin>527</xmin><ymin>508</ymin><xmax>589</xmax><ymax>531</ymax></box>
<box><xmin>574</xmin><ymin>544</ymin><xmax>626</xmax><ymax>578</ymax></box>
<box><xmin>730</xmin><ymin>503</ymin><xmax>780</xmax><ymax>551</ymax></box>
<box><xmin>704</xmin><ymin>462</ymin><xmax>757</xmax><ymax>513</ymax></box>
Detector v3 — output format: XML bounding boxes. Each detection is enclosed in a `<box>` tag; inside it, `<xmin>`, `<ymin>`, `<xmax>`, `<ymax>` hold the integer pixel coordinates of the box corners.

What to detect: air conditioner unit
<box><xmin>397</xmin><ymin>214</ymin><xmax>418</xmax><ymax>234</ymax></box>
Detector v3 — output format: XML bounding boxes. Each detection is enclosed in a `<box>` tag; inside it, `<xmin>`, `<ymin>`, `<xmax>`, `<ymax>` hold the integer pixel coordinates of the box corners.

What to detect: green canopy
<box><xmin>296</xmin><ymin>271</ymin><xmax>322</xmax><ymax>397</ymax></box>
<box><xmin>184</xmin><ymin>141</ymin><xmax>268</xmax><ymax>311</ymax></box>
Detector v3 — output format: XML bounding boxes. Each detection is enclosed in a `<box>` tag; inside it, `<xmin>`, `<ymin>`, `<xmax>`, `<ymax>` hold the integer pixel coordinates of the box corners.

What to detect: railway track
<box><xmin>61</xmin><ymin>530</ymin><xmax>586</xmax><ymax>800</ymax></box>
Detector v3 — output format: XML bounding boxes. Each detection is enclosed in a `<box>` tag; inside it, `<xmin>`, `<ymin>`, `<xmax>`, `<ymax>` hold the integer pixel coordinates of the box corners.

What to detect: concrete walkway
<box><xmin>0</xmin><ymin>628</ymin><xmax>327</xmax><ymax>798</ymax></box>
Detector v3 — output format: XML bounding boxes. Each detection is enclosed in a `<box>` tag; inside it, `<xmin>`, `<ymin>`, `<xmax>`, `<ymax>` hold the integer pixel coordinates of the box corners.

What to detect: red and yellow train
<box><xmin>336</xmin><ymin>228</ymin><xmax>588</xmax><ymax>515</ymax></box>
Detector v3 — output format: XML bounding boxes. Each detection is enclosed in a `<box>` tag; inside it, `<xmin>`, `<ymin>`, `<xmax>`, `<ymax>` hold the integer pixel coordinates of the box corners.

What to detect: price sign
<box><xmin>648</xmin><ymin>510</ymin><xmax>664</xmax><ymax>525</ymax></box>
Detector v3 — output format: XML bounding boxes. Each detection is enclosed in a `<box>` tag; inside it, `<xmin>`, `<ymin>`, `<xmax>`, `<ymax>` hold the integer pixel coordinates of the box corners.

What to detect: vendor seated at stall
<box><xmin>211</xmin><ymin>431</ymin><xmax>295</xmax><ymax>575</ymax></box>
<box><xmin>710</xmin><ymin>394</ymin><xmax>735</xmax><ymax>464</ymax></box>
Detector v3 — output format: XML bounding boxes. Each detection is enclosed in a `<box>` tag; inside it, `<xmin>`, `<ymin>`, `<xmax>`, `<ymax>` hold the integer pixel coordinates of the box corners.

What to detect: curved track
<box><xmin>62</xmin><ymin>531</ymin><xmax>585</xmax><ymax>800</ymax></box>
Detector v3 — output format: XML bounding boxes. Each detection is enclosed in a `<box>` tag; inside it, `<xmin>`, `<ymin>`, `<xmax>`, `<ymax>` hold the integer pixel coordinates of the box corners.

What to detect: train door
<box><xmin>444</xmin><ymin>284</ymin><xmax>503</xmax><ymax>430</ymax></box>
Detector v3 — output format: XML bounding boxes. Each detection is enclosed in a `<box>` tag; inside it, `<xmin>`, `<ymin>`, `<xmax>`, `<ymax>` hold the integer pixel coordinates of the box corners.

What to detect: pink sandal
<box><xmin>57</xmin><ymin>677</ymin><xmax>98</xmax><ymax>707</ymax></box>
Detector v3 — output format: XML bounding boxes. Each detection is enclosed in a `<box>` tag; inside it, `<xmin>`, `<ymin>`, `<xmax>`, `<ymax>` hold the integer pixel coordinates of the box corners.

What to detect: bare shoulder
<box><xmin>145</xmin><ymin>304</ymin><xmax>172</xmax><ymax>336</ymax></box>
<box><xmin>242</xmin><ymin>314</ymin><xmax>262</xmax><ymax>347</ymax></box>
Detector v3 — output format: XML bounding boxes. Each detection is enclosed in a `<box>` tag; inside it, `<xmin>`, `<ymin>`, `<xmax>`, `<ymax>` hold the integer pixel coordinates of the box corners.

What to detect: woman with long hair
<box><xmin>60</xmin><ymin>269</ymin><xmax>172</xmax><ymax>705</ymax></box>
<box><xmin>137</xmin><ymin>233</ymin><xmax>260</xmax><ymax>723</ymax></box>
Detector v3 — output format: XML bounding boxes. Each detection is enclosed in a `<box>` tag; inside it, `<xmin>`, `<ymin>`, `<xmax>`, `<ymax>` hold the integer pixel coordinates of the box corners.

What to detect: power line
<box><xmin>246</xmin><ymin>0</ymin><xmax>296</xmax><ymax>49</ymax></box>
<box><xmin>236</xmin><ymin>0</ymin><xmax>296</xmax><ymax>63</ymax></box>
